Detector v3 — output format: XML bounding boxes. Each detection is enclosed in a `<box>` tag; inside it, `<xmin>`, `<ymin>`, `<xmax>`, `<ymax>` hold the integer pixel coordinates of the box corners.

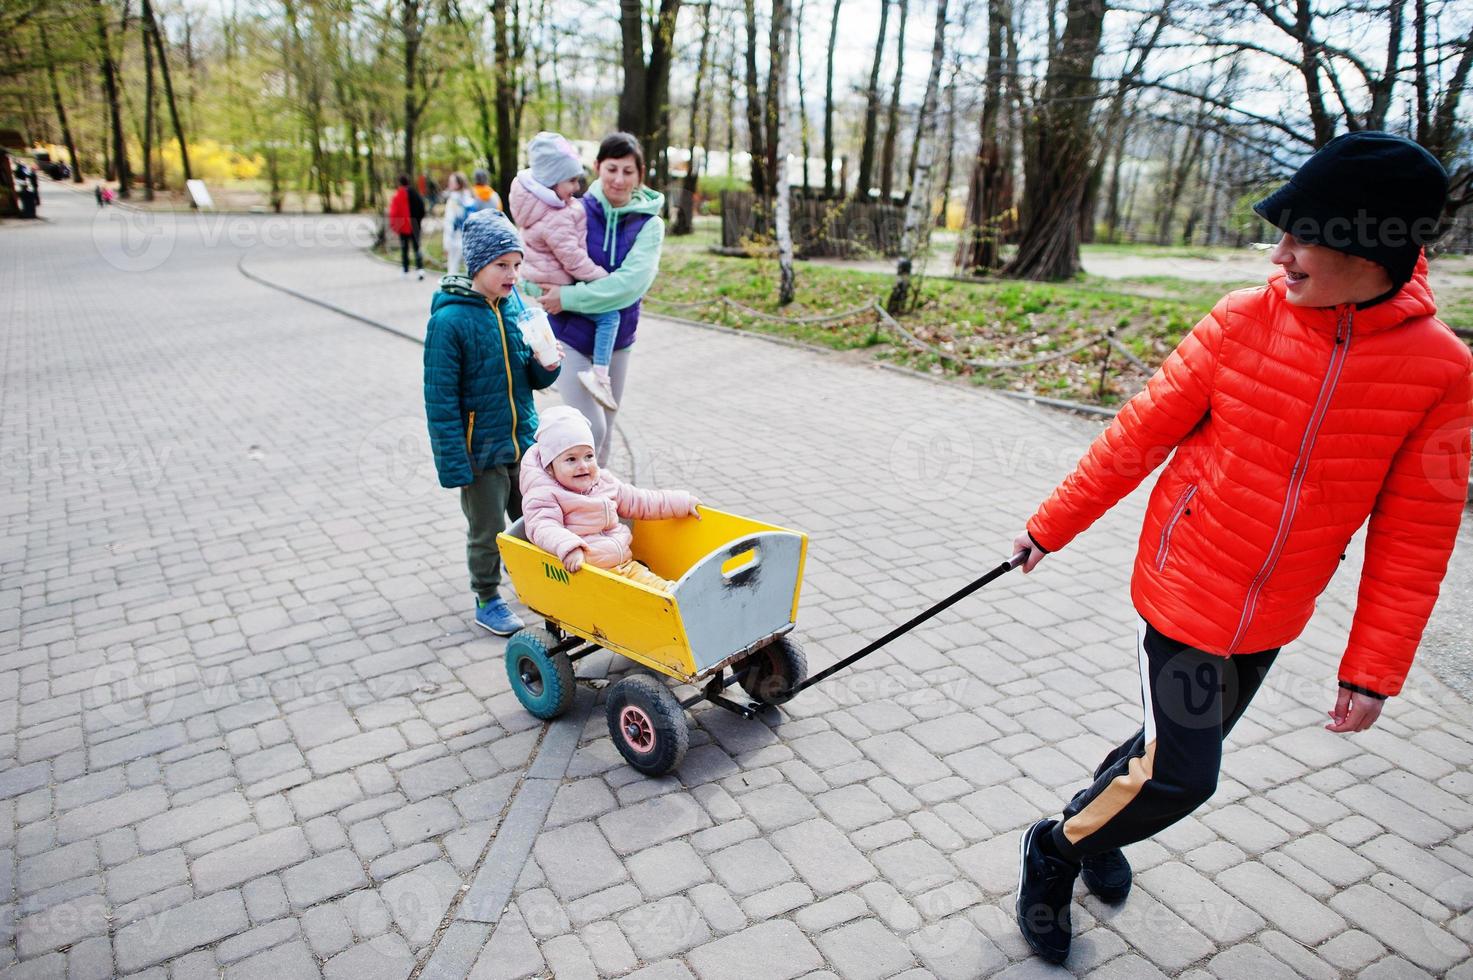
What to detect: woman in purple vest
<box><xmin>533</xmin><ymin>132</ymin><xmax>666</xmax><ymax>467</ymax></box>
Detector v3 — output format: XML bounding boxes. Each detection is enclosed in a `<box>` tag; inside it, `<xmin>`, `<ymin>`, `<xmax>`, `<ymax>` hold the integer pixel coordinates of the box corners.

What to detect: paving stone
<box><xmin>618</xmin><ymin>894</ymin><xmax>712</xmax><ymax>959</ymax></box>
<box><xmin>192</xmin><ymin>827</ymin><xmax>312</xmax><ymax>893</ymax></box>
<box><xmin>1318</xmin><ymin>929</ymin><xmax>1385</xmax><ymax>970</ymax></box>
<box><xmin>565</xmin><ymin>882</ymin><xmax>643</xmax><ymax>927</ymax></box>
<box><xmin>382</xmin><ymin>797</ymin><xmax>460</xmax><ymax>847</ymax></box>
<box><xmin>216</xmin><ymin>918</ymin><xmax>301</xmax><ymax>964</ymax></box>
<box><xmin>114</xmin><ymin>890</ymin><xmax>248</xmax><ymax>973</ymax></box>
<box><xmin>872</xmin><ymin>838</ymin><xmax>956</xmax><ymax>895</ymax></box>
<box><xmin>546</xmin><ymin>779</ymin><xmax>618</xmax><ymax>828</ymax></box>
<box><xmin>56</xmin><ymin>786</ymin><xmax>169</xmax><ymax>843</ymax></box>
<box><xmin>287</xmin><ymin>702</ymin><xmax>361</xmax><ymax>749</ymax></box>
<box><xmin>597</xmin><ymin>792</ymin><xmax>712</xmax><ymax>854</ymax></box>
<box><xmin>740</xmin><ymin>881</ymin><xmax>813</xmax><ymax>920</ymax></box>
<box><xmin>302</xmin><ymin>903</ymin><xmax>356</xmax><ymax>957</ymax></box>
<box><xmin>1137</xmin><ymin>861</ymin><xmax>1265</xmax><ymax>943</ymax></box>
<box><xmin>306</xmin><ymin>729</ymin><xmax>410</xmax><ymax>776</ymax></box>
<box><xmin>290</xmin><ymin>774</ymin><xmax>366</xmax><ymax>822</ymax></box>
<box><xmin>814</xmin><ymin>784</ymin><xmax>897</xmax><ymax>832</ymax></box>
<box><xmin>687</xmin><ymin>920</ymin><xmax>824</xmax><ymax>980</ymax></box>
<box><xmin>627</xmin><ymin>840</ymin><xmax>713</xmax><ymax>899</ymax></box>
<box><xmin>816</xmin><ymin>919</ymin><xmax>917</xmax><ymax>980</ymax></box>
<box><xmin>1330</xmin><ymin>882</ymin><xmax>1470</xmax><ymax>973</ymax></box>
<box><xmin>135</xmin><ymin>791</ymin><xmax>251</xmax><ymax>852</ymax></box>
<box><xmin>1088</xmin><ymin>889</ymin><xmax>1215</xmax><ymax>973</ymax></box>
<box><xmin>306</xmin><ymin>815</ymin><xmax>350</xmax><ymax>853</ymax></box>
<box><xmin>580</xmin><ymin>920</ymin><xmax>639</xmax><ymax>975</ymax></box>
<box><xmin>368</xmin><ymin>841</ymin><xmax>439</xmax><ymax>882</ymax></box>
<box><xmin>533</xmin><ymin>821</ymin><xmax>627</xmax><ymax>901</ymax></box>
<box><xmin>322</xmin><ymin>935</ymin><xmax>416</xmax><ymax>980</ymax></box>
<box><xmin>17</xmin><ymin>840</ymin><xmax>97</xmax><ymax>894</ymax></box>
<box><xmin>737</xmin><ymin>782</ymin><xmax>820</xmax><ymax>832</ymax></box>
<box><xmin>106</xmin><ymin>848</ymin><xmax>189</xmax><ymax>904</ymax></box>
<box><xmin>541</xmin><ymin>934</ymin><xmax>599</xmax><ymax>980</ymax></box>
<box><xmin>857</xmin><ymin>732</ymin><xmax>951</xmax><ymax>787</ymax></box>
<box><xmin>469</xmin><ymin>909</ymin><xmax>544</xmax><ymax>980</ymax></box>
<box><xmin>690</xmin><ymin>882</ymin><xmax>747</xmax><ymax>935</ymax></box>
<box><xmin>15</xmin><ymin>893</ymin><xmax>109</xmax><ymax>959</ymax></box>
<box><xmin>1217</xmin><ymin>861</ymin><xmax>1345</xmax><ymax>945</ymax></box>
<box><xmin>773</xmin><ymin>818</ymin><xmax>879</xmax><ymax>896</ymax></box>
<box><xmin>707</xmin><ymin>838</ymin><xmax>796</xmax><ymax>896</ymax></box>
<box><xmin>66</xmin><ymin>935</ymin><xmax>114</xmax><ymax>980</ymax></box>
<box><xmin>243</xmin><ymin>875</ymin><xmax>290</xmax><ymax>924</ymax></box>
<box><xmin>222</xmin><ymin>939</ymin><xmax>318</xmax><ymax>979</ymax></box>
<box><xmin>282</xmin><ymin>849</ymin><xmax>369</xmax><ymax>908</ymax></box>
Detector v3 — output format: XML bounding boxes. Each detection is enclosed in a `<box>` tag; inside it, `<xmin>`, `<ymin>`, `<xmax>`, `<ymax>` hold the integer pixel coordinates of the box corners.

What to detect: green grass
<box><xmin>646</xmin><ymin>251</ymin><xmax>1202</xmax><ymax>405</ymax></box>
<box><xmin>1080</xmin><ymin>242</ymin><xmax>1251</xmax><ymax>261</ymax></box>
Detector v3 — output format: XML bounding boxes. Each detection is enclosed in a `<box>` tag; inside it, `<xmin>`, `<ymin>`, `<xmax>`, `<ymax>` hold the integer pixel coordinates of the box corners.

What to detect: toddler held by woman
<box><xmin>509</xmin><ymin>132</ymin><xmax>623</xmax><ymax>411</ymax></box>
<box><xmin>521</xmin><ymin>407</ymin><xmax>699</xmax><ymax>590</ymax></box>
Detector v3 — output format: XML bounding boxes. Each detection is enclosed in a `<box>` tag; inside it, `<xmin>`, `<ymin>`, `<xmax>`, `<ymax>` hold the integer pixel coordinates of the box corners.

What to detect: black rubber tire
<box><xmin>738</xmin><ymin>635</ymin><xmax>808</xmax><ymax>706</ymax></box>
<box><xmin>505</xmin><ymin>627</ymin><xmax>576</xmax><ymax>720</ymax></box>
<box><xmin>605</xmin><ymin>675</ymin><xmax>689</xmax><ymax>776</ymax></box>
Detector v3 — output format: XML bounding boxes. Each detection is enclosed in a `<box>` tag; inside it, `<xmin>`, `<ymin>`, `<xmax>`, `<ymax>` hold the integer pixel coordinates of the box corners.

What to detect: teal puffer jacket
<box><xmin>424</xmin><ymin>277</ymin><xmax>560</xmax><ymax>488</ymax></box>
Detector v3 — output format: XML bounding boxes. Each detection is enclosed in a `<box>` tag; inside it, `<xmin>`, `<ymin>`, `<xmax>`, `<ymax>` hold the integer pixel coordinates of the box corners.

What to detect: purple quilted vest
<box><xmin>549</xmin><ymin>195</ymin><xmax>653</xmax><ymax>358</ymax></box>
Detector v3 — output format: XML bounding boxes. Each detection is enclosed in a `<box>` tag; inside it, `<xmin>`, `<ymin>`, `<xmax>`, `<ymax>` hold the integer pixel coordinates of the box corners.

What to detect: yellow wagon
<box><xmin>496</xmin><ymin>506</ymin><xmax>809</xmax><ymax>776</ymax></box>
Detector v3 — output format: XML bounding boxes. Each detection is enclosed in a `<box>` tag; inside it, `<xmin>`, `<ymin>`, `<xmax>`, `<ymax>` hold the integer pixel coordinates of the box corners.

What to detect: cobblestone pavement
<box><xmin>2</xmin><ymin>188</ymin><xmax>1471</xmax><ymax>979</ymax></box>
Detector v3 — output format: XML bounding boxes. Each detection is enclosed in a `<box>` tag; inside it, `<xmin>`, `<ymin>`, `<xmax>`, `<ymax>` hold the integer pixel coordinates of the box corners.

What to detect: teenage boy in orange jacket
<box><xmin>1009</xmin><ymin>132</ymin><xmax>1472</xmax><ymax>964</ymax></box>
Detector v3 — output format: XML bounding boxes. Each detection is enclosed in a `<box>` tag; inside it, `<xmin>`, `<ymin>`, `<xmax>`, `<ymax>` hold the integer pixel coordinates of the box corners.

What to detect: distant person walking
<box><xmin>531</xmin><ymin>132</ymin><xmax>666</xmax><ymax>467</ymax></box>
<box><xmin>388</xmin><ymin>174</ymin><xmax>426</xmax><ymax>279</ymax></box>
<box><xmin>469</xmin><ymin>169</ymin><xmax>503</xmax><ymax>215</ymax></box>
<box><xmin>442</xmin><ymin>172</ymin><xmax>474</xmax><ymax>277</ymax></box>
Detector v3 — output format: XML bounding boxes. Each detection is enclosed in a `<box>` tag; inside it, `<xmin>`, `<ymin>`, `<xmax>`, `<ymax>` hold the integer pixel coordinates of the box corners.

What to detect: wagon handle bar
<box><xmin>793</xmin><ymin>549</ymin><xmax>1030</xmax><ymax>695</ymax></box>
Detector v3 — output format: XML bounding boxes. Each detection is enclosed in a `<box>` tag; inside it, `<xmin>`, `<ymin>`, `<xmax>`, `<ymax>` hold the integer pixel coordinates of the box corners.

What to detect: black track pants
<box><xmin>1050</xmin><ymin>619</ymin><xmax>1280</xmax><ymax>863</ymax></box>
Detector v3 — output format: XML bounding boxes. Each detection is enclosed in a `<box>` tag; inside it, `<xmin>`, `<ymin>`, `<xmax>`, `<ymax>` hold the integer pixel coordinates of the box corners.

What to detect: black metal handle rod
<box><xmin>794</xmin><ymin>550</ymin><xmax>1029</xmax><ymax>694</ymax></box>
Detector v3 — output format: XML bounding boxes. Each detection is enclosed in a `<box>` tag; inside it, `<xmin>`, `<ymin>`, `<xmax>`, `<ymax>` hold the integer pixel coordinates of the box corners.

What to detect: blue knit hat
<box><xmin>462</xmin><ymin>210</ymin><xmax>524</xmax><ymax>278</ymax></box>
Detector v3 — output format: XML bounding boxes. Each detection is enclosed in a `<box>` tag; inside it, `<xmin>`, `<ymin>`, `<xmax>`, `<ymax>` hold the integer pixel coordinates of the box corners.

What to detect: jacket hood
<box><xmin>1266</xmin><ymin>250</ymin><xmax>1438</xmax><ymax>336</ymax></box>
<box><xmin>588</xmin><ymin>180</ymin><xmax>665</xmax><ymax>218</ymax></box>
<box><xmin>430</xmin><ymin>275</ymin><xmax>487</xmax><ymax>313</ymax></box>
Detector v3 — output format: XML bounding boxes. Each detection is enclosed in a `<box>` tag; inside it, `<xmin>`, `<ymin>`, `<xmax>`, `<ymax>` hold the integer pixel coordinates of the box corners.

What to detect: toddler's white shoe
<box><xmin>579</xmin><ymin>369</ymin><xmax>619</xmax><ymax>410</ymax></box>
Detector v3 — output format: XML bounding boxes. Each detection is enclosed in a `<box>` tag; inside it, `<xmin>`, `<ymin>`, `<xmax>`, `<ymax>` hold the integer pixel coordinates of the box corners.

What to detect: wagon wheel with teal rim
<box><xmin>505</xmin><ymin>627</ymin><xmax>576</xmax><ymax>719</ymax></box>
<box><xmin>606</xmin><ymin>675</ymin><xmax>689</xmax><ymax>776</ymax></box>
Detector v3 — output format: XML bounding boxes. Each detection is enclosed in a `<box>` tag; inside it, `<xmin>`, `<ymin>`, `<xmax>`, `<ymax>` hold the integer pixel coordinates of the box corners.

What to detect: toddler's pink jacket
<box><xmin>519</xmin><ymin>446</ymin><xmax>695</xmax><ymax>568</ymax></box>
<box><xmin>507</xmin><ymin>172</ymin><xmax>609</xmax><ymax>287</ymax></box>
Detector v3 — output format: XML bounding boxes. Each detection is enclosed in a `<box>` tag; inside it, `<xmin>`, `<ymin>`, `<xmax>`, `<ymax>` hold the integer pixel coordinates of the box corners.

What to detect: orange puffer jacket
<box><xmin>1027</xmin><ymin>256</ymin><xmax>1471</xmax><ymax>696</ymax></box>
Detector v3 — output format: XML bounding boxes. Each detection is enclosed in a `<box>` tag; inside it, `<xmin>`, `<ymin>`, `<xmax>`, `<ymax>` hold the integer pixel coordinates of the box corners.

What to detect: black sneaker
<box><xmin>1081</xmin><ymin>847</ymin><xmax>1132</xmax><ymax>904</ymax></box>
<box><xmin>1016</xmin><ymin>819</ymin><xmax>1078</xmax><ymax>964</ymax></box>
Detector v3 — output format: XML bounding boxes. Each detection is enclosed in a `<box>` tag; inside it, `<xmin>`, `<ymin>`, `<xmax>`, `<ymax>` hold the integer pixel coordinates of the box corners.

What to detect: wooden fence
<box><xmin>719</xmin><ymin>191</ymin><xmax>906</xmax><ymax>258</ymax></box>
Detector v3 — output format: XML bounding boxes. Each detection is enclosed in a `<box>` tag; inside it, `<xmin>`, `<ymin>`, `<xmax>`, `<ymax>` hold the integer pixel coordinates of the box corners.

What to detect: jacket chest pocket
<box><xmin>1155</xmin><ymin>484</ymin><xmax>1198</xmax><ymax>571</ymax></box>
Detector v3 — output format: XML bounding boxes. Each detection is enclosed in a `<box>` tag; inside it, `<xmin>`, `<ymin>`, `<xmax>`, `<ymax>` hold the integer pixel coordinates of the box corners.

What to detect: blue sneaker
<box><xmin>474</xmin><ymin>597</ymin><xmax>524</xmax><ymax>636</ymax></box>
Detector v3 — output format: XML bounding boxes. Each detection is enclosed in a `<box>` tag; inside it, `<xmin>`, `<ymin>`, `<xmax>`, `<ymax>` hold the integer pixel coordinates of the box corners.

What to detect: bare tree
<box><xmin>148</xmin><ymin>5</ymin><xmax>192</xmax><ymax>187</ymax></box>
<box><xmin>743</xmin><ymin>0</ymin><xmax>767</xmax><ymax>198</ymax></box>
<box><xmin>879</xmin><ymin>0</ymin><xmax>908</xmax><ymax>201</ymax></box>
<box><xmin>673</xmin><ymin>0</ymin><xmax>715</xmax><ymax>235</ymax></box>
<box><xmin>957</xmin><ymin>0</ymin><xmax>1011</xmax><ymax>271</ymax></box>
<box><xmin>1002</xmin><ymin>0</ymin><xmax>1108</xmax><ymax>280</ymax></box>
<box><xmin>92</xmin><ymin>0</ymin><xmax>130</xmax><ymax>195</ymax></box>
<box><xmin>822</xmin><ymin>0</ymin><xmax>842</xmax><ymax>196</ymax></box>
<box><xmin>854</xmin><ymin>0</ymin><xmax>891</xmax><ymax>199</ymax></box>
<box><xmin>618</xmin><ymin>0</ymin><xmax>683</xmax><ymax>185</ymax></box>
<box><xmin>38</xmin><ymin>20</ymin><xmax>83</xmax><ymax>182</ymax></box>
<box><xmin>772</xmin><ymin>0</ymin><xmax>796</xmax><ymax>303</ymax></box>
<box><xmin>889</xmin><ymin>0</ymin><xmax>949</xmax><ymax>313</ymax></box>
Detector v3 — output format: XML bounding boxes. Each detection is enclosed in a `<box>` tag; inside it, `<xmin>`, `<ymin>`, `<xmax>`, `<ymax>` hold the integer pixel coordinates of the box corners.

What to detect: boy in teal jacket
<box><xmin>424</xmin><ymin>211</ymin><xmax>562</xmax><ymax>634</ymax></box>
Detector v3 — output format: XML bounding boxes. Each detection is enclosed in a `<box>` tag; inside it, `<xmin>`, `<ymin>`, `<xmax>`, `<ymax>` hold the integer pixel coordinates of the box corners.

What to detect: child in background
<box><xmin>520</xmin><ymin>406</ymin><xmax>700</xmax><ymax>590</ymax></box>
<box><xmin>508</xmin><ymin>132</ymin><xmax>623</xmax><ymax>411</ymax></box>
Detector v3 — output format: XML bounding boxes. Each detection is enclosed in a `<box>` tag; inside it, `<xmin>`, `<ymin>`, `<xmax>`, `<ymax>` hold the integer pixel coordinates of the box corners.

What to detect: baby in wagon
<box><xmin>520</xmin><ymin>406</ymin><xmax>700</xmax><ymax>590</ymax></box>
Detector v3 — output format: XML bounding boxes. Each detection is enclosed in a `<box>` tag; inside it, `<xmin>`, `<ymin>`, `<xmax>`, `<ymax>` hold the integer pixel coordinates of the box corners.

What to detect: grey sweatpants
<box><xmin>554</xmin><ymin>344</ymin><xmax>632</xmax><ymax>468</ymax></box>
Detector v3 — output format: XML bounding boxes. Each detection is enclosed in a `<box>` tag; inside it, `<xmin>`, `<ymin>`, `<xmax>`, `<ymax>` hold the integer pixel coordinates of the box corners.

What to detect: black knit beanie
<box><xmin>1253</xmin><ymin>131</ymin><xmax>1448</xmax><ymax>288</ymax></box>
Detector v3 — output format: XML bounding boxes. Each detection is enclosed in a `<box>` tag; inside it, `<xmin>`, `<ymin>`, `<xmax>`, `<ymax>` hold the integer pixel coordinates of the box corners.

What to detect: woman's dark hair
<box><xmin>397</xmin><ymin>174</ymin><xmax>410</xmax><ymax>186</ymax></box>
<box><xmin>595</xmin><ymin>132</ymin><xmax>646</xmax><ymax>179</ymax></box>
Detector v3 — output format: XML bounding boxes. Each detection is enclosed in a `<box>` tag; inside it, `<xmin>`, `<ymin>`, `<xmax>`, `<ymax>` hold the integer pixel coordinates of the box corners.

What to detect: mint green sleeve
<box><xmin>560</xmin><ymin>217</ymin><xmax>665</xmax><ymax>315</ymax></box>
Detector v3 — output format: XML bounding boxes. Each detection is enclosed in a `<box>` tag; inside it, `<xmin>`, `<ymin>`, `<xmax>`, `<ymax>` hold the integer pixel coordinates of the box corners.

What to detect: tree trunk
<box><xmin>823</xmin><ymin>0</ymin><xmax>842</xmax><ymax>196</ymax></box>
<box><xmin>1001</xmin><ymin>0</ymin><xmax>1107</xmax><ymax>280</ymax></box>
<box><xmin>643</xmin><ymin>0</ymin><xmax>682</xmax><ymax>186</ymax></box>
<box><xmin>493</xmin><ymin>0</ymin><xmax>518</xmax><ymax>202</ymax></box>
<box><xmin>402</xmin><ymin>0</ymin><xmax>420</xmax><ymax>177</ymax></box>
<box><xmin>142</xmin><ymin>4</ymin><xmax>156</xmax><ymax>199</ymax></box>
<box><xmin>743</xmin><ymin>0</ymin><xmax>767</xmax><ymax>201</ymax></box>
<box><xmin>889</xmin><ymin>0</ymin><xmax>949</xmax><ymax>314</ymax></box>
<box><xmin>796</xmin><ymin>0</ymin><xmax>811</xmax><ymax>197</ymax></box>
<box><xmin>674</xmin><ymin>0</ymin><xmax>714</xmax><ymax>235</ymax></box>
<box><xmin>149</xmin><ymin>6</ymin><xmax>193</xmax><ymax>187</ymax></box>
<box><xmin>764</xmin><ymin>0</ymin><xmax>787</xmax><ymax>194</ymax></box>
<box><xmin>38</xmin><ymin>22</ymin><xmax>83</xmax><ymax>183</ymax></box>
<box><xmin>1102</xmin><ymin>103</ymin><xmax>1131</xmax><ymax>242</ymax></box>
<box><xmin>880</xmin><ymin>0</ymin><xmax>908</xmax><ymax>201</ymax></box>
<box><xmin>935</xmin><ymin>60</ymin><xmax>958</xmax><ymax>228</ymax></box>
<box><xmin>617</xmin><ymin>0</ymin><xmax>648</xmax><ymax>135</ymax></box>
<box><xmin>94</xmin><ymin>0</ymin><xmax>131</xmax><ymax>196</ymax></box>
<box><xmin>854</xmin><ymin>0</ymin><xmax>891</xmax><ymax>200</ymax></box>
<box><xmin>957</xmin><ymin>0</ymin><xmax>1008</xmax><ymax>271</ymax></box>
<box><xmin>772</xmin><ymin>0</ymin><xmax>796</xmax><ymax>304</ymax></box>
